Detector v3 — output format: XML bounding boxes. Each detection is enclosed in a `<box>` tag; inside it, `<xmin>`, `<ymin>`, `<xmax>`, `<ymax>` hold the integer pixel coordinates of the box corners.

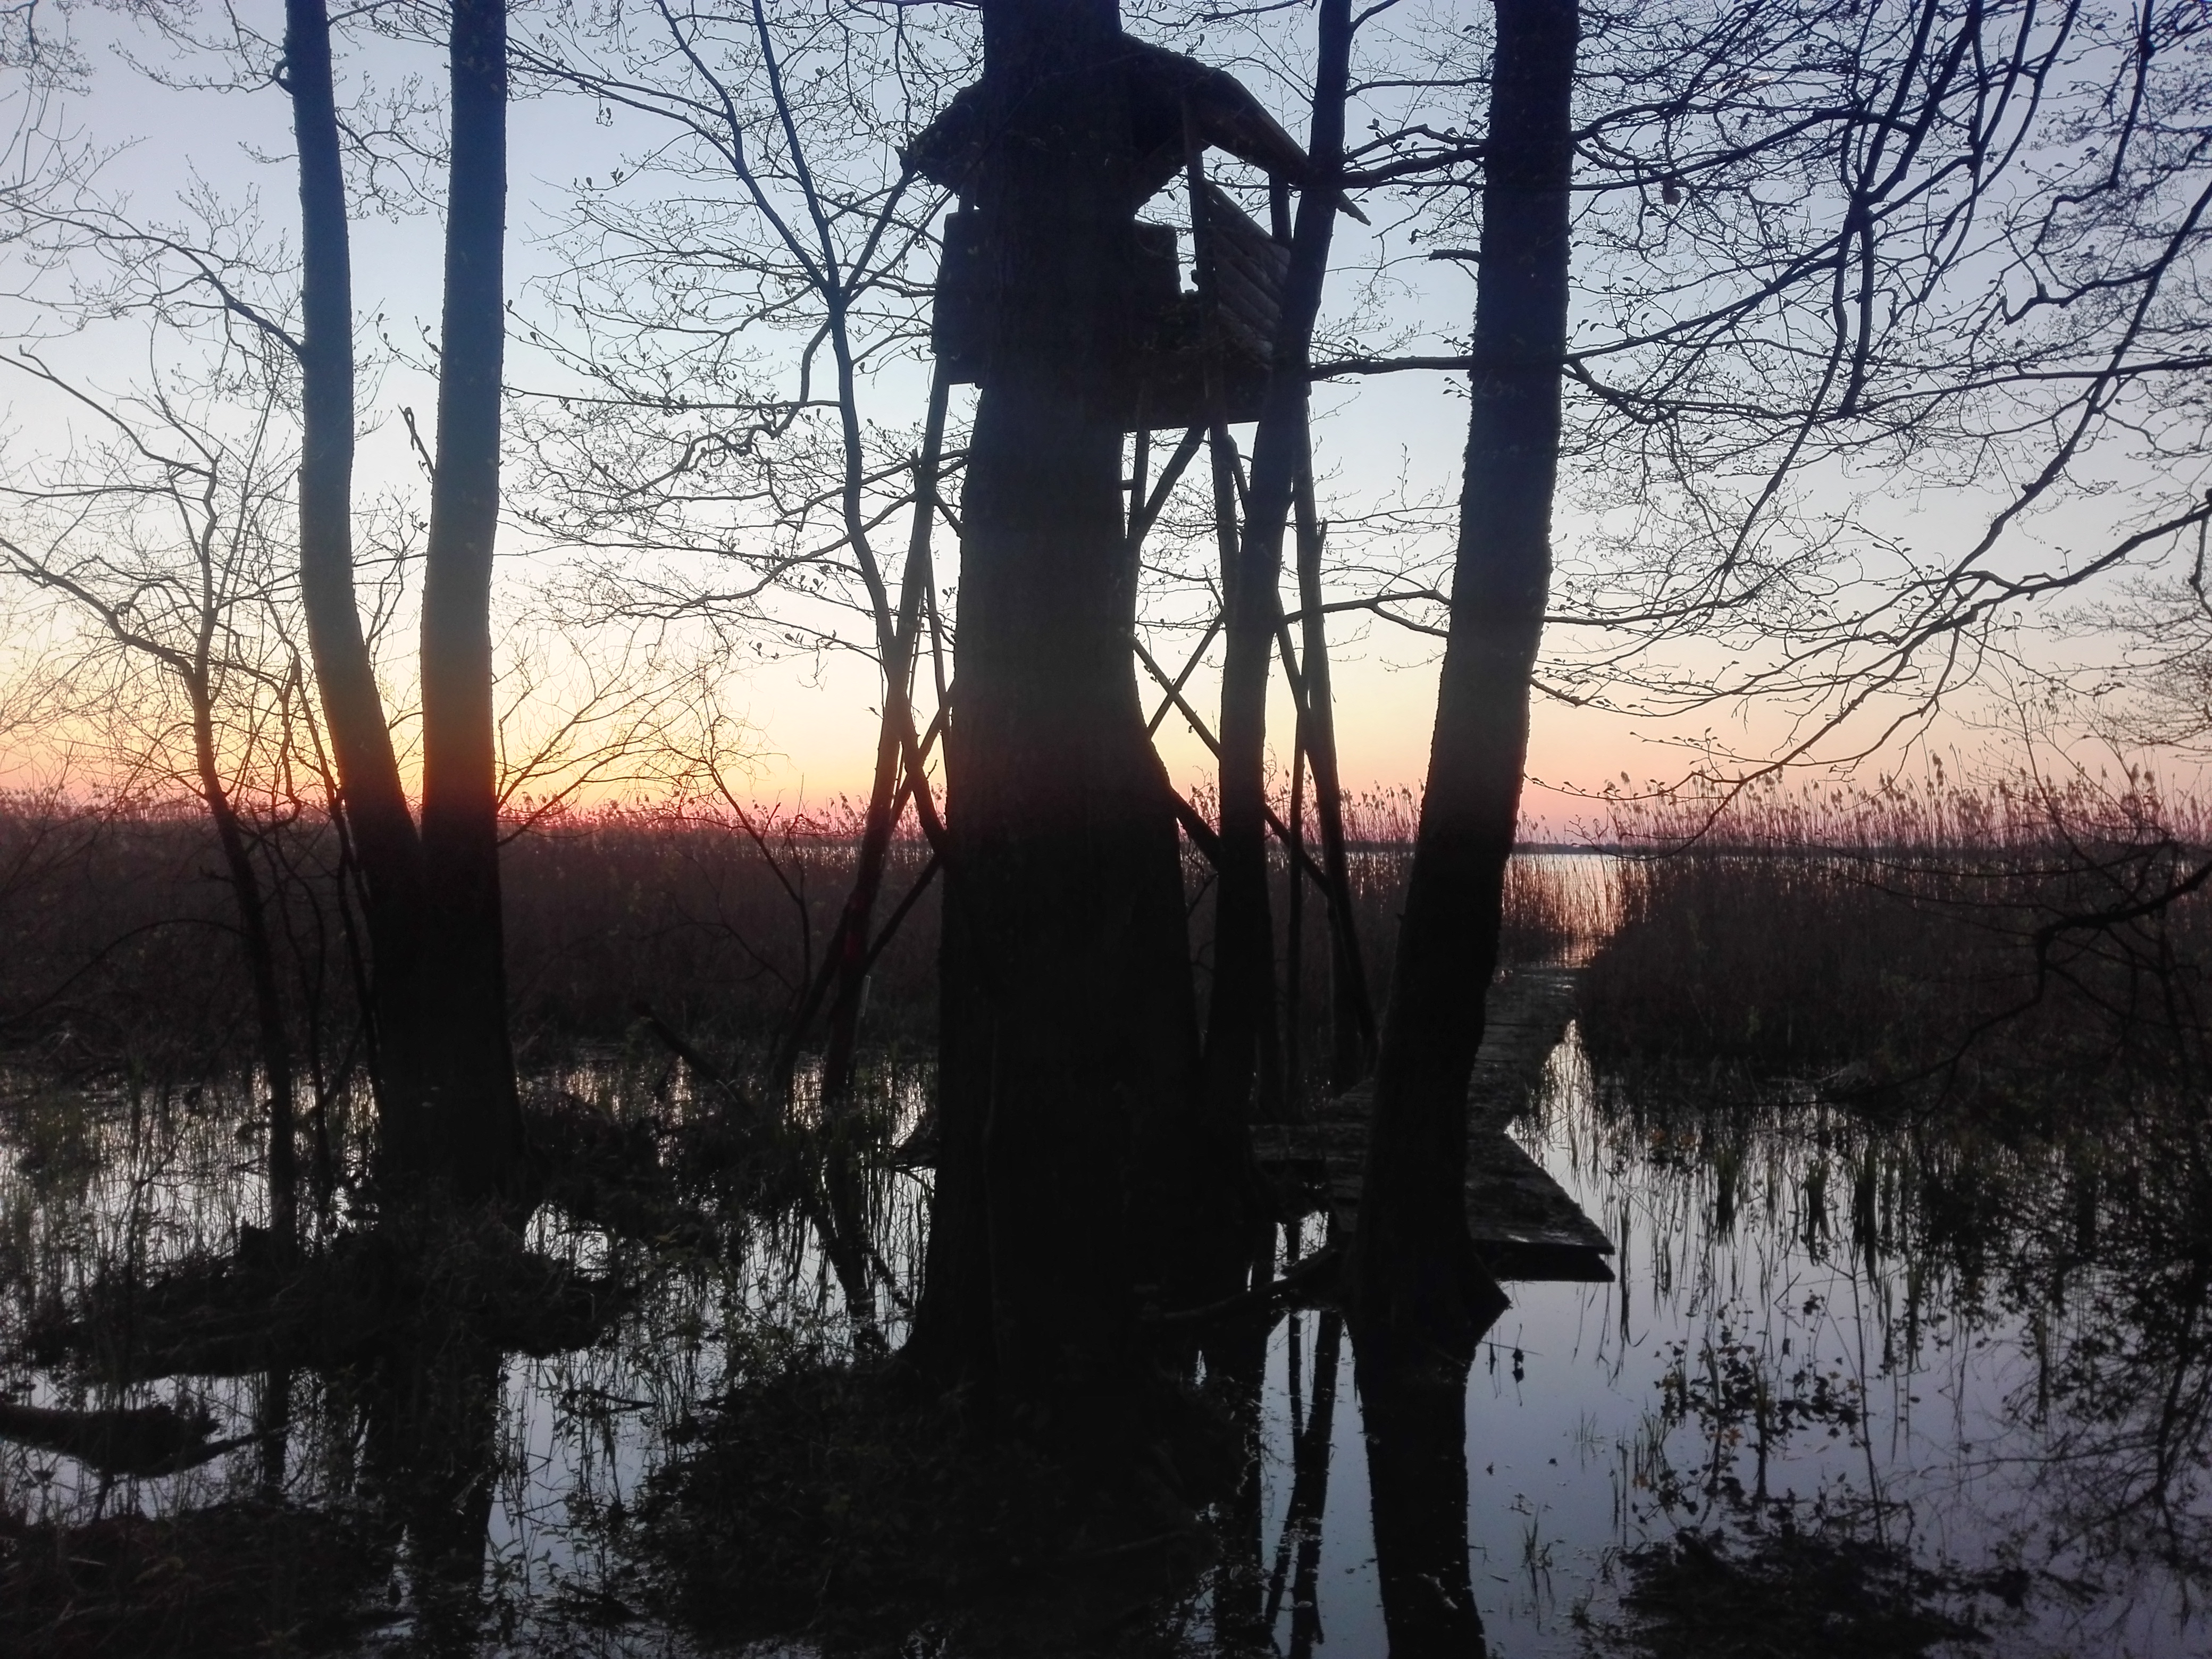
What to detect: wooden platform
<box><xmin>1252</xmin><ymin>968</ymin><xmax>1614</xmax><ymax>1283</ymax></box>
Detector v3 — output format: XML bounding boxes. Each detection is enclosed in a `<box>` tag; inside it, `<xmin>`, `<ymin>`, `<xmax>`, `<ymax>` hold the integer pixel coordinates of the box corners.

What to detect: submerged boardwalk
<box><xmin>1253</xmin><ymin>967</ymin><xmax>1615</xmax><ymax>1282</ymax></box>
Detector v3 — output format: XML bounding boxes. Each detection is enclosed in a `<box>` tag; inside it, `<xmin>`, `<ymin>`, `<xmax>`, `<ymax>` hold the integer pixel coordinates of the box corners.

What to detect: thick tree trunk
<box><xmin>906</xmin><ymin>0</ymin><xmax>1226</xmax><ymax>1415</ymax></box>
<box><xmin>286</xmin><ymin>0</ymin><xmax>521</xmax><ymax>1204</ymax></box>
<box><xmin>1348</xmin><ymin>0</ymin><xmax>1577</xmax><ymax>1363</ymax></box>
<box><xmin>285</xmin><ymin>0</ymin><xmax>434</xmax><ymax>1135</ymax></box>
<box><xmin>413</xmin><ymin>0</ymin><xmax>523</xmax><ymax>1203</ymax></box>
<box><xmin>286</xmin><ymin>0</ymin><xmax>416</xmax><ymax>889</ymax></box>
<box><xmin>1202</xmin><ymin>0</ymin><xmax>1352</xmax><ymax>1127</ymax></box>
<box><xmin>1284</xmin><ymin>708</ymin><xmax>1308</xmax><ymax>1087</ymax></box>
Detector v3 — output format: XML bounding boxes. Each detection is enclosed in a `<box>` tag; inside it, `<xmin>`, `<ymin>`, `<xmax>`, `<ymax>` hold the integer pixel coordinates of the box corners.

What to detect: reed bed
<box><xmin>1331</xmin><ymin>785</ymin><xmax>1606</xmax><ymax>968</ymax></box>
<box><xmin>0</xmin><ymin>794</ymin><xmax>939</xmax><ymax>1080</ymax></box>
<box><xmin>1578</xmin><ymin>771</ymin><xmax>2212</xmax><ymax>1099</ymax></box>
<box><xmin>0</xmin><ymin>789</ymin><xmax>1590</xmax><ymax>1093</ymax></box>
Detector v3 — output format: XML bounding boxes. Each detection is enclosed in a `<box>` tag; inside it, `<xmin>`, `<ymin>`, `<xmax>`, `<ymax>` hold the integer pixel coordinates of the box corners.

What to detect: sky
<box><xmin>1</xmin><ymin>3</ymin><xmax>2188</xmax><ymax>835</ymax></box>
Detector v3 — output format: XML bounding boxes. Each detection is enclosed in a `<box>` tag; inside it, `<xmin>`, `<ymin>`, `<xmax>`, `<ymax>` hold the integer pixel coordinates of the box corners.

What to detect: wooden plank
<box><xmin>1464</xmin><ymin>1126</ymin><xmax>1614</xmax><ymax>1258</ymax></box>
<box><xmin>1252</xmin><ymin>967</ymin><xmax>1613</xmax><ymax>1282</ymax></box>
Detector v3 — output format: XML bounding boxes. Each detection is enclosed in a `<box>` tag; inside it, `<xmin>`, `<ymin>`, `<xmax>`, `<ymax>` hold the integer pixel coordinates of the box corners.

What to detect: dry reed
<box><xmin>2</xmin><ymin>786</ymin><xmax>1596</xmax><ymax>1093</ymax></box>
<box><xmin>1578</xmin><ymin>769</ymin><xmax>2212</xmax><ymax>1097</ymax></box>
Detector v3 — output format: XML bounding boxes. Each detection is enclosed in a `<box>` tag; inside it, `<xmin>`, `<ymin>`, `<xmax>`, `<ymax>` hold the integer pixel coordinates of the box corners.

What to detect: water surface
<box><xmin>2</xmin><ymin>1014</ymin><xmax>2205</xmax><ymax>1656</ymax></box>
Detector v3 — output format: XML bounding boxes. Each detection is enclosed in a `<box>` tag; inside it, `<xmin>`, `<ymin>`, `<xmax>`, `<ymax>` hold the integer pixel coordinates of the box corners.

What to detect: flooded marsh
<box><xmin>2</xmin><ymin>992</ymin><xmax>2205</xmax><ymax>1657</ymax></box>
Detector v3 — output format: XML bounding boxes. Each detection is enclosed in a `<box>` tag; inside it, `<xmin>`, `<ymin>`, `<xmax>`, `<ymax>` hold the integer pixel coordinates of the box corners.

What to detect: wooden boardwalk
<box><xmin>1252</xmin><ymin>968</ymin><xmax>1615</xmax><ymax>1282</ymax></box>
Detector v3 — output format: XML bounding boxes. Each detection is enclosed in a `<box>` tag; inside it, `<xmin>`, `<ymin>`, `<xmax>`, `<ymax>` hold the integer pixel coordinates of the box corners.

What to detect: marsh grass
<box><xmin>0</xmin><ymin>793</ymin><xmax>943</xmax><ymax>1080</ymax></box>
<box><xmin>0</xmin><ymin>789</ymin><xmax>1594</xmax><ymax>1107</ymax></box>
<box><xmin>1539</xmin><ymin>1010</ymin><xmax>2212</xmax><ymax>1619</ymax></box>
<box><xmin>1578</xmin><ymin>771</ymin><xmax>2212</xmax><ymax>1100</ymax></box>
<box><xmin>0</xmin><ymin>889</ymin><xmax>2204</xmax><ymax>1652</ymax></box>
<box><xmin>0</xmin><ymin>1058</ymin><xmax>927</xmax><ymax>1655</ymax></box>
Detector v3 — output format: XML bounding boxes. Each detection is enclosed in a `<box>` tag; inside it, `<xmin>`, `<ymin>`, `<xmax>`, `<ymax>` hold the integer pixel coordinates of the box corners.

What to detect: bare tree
<box><xmin>281</xmin><ymin>0</ymin><xmax>523</xmax><ymax>1200</ymax></box>
<box><xmin>1201</xmin><ymin>0</ymin><xmax>1356</xmax><ymax>1128</ymax></box>
<box><xmin>1320</xmin><ymin>0</ymin><xmax>2212</xmax><ymax>782</ymax></box>
<box><xmin>498</xmin><ymin>0</ymin><xmax>975</xmax><ymax>1326</ymax></box>
<box><xmin>0</xmin><ymin>341</ymin><xmax>308</xmax><ymax>1253</ymax></box>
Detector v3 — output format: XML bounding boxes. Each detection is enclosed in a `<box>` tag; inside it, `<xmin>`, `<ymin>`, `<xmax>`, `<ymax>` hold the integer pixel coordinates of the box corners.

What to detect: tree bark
<box><xmin>285</xmin><ymin>0</ymin><xmax>432</xmax><ymax>1136</ymax></box>
<box><xmin>286</xmin><ymin>0</ymin><xmax>417</xmax><ymax>895</ymax></box>
<box><xmin>906</xmin><ymin>0</ymin><xmax>1226</xmax><ymax>1417</ymax></box>
<box><xmin>816</xmin><ymin>370</ymin><xmax>951</xmax><ymax>1112</ymax></box>
<box><xmin>1284</xmin><ymin>698</ymin><xmax>1308</xmax><ymax>1089</ymax></box>
<box><xmin>284</xmin><ymin>0</ymin><xmax>521</xmax><ymax>1204</ymax></box>
<box><xmin>800</xmin><ymin>373</ymin><xmax>951</xmax><ymax>1339</ymax></box>
<box><xmin>413</xmin><ymin>0</ymin><xmax>523</xmax><ymax>1203</ymax></box>
<box><xmin>1349</xmin><ymin>0</ymin><xmax>1577</xmax><ymax>1365</ymax></box>
<box><xmin>1202</xmin><ymin>0</ymin><xmax>1353</xmax><ymax>1127</ymax></box>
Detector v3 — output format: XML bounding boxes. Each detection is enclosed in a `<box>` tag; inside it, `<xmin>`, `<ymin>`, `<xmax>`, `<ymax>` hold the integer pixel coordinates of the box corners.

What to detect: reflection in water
<box><xmin>1205</xmin><ymin>1226</ymin><xmax>1275</xmax><ymax>1654</ymax></box>
<box><xmin>1</xmin><ymin>1029</ymin><xmax>2209</xmax><ymax>1655</ymax></box>
<box><xmin>1239</xmin><ymin>1029</ymin><xmax>2212</xmax><ymax>1657</ymax></box>
<box><xmin>1211</xmin><ymin>1244</ymin><xmax>1501</xmax><ymax>1659</ymax></box>
<box><xmin>0</xmin><ymin>1064</ymin><xmax>913</xmax><ymax>1655</ymax></box>
<box><xmin>1353</xmin><ymin>1300</ymin><xmax>1500</xmax><ymax>1657</ymax></box>
<box><xmin>1265</xmin><ymin>1306</ymin><xmax>1339</xmax><ymax>1658</ymax></box>
<box><xmin>359</xmin><ymin>1330</ymin><xmax>505</xmax><ymax>1652</ymax></box>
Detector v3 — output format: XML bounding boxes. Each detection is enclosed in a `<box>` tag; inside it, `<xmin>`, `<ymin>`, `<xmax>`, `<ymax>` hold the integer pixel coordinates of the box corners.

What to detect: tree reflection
<box><xmin>1582</xmin><ymin>1045</ymin><xmax>2212</xmax><ymax>1644</ymax></box>
<box><xmin>358</xmin><ymin>1323</ymin><xmax>505</xmax><ymax>1654</ymax></box>
<box><xmin>1209</xmin><ymin>1211</ymin><xmax>1504</xmax><ymax>1659</ymax></box>
<box><xmin>1268</xmin><ymin>1307</ymin><xmax>1341</xmax><ymax>1659</ymax></box>
<box><xmin>1352</xmin><ymin>1292</ymin><xmax>1504</xmax><ymax>1658</ymax></box>
<box><xmin>2012</xmin><ymin>1109</ymin><xmax>2212</xmax><ymax>1589</ymax></box>
<box><xmin>1206</xmin><ymin>1228</ymin><xmax>1276</xmax><ymax>1653</ymax></box>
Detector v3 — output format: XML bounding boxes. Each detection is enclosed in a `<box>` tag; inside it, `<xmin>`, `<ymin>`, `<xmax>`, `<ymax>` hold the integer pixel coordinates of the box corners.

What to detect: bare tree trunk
<box><xmin>284</xmin><ymin>0</ymin><xmax>521</xmax><ymax>1205</ymax></box>
<box><xmin>1292</xmin><ymin>462</ymin><xmax>1375</xmax><ymax>1088</ymax></box>
<box><xmin>1202</xmin><ymin>0</ymin><xmax>1353</xmax><ymax>1126</ymax></box>
<box><xmin>906</xmin><ymin>0</ymin><xmax>1226</xmax><ymax>1414</ymax></box>
<box><xmin>816</xmin><ymin>370</ymin><xmax>950</xmax><ymax>1111</ymax></box>
<box><xmin>1285</xmin><ymin>708</ymin><xmax>1308</xmax><ymax>1092</ymax></box>
<box><xmin>286</xmin><ymin>0</ymin><xmax>416</xmax><ymax>886</ymax></box>
<box><xmin>801</xmin><ymin>373</ymin><xmax>952</xmax><ymax>1340</ymax></box>
<box><xmin>189</xmin><ymin>683</ymin><xmax>297</xmax><ymax>1259</ymax></box>
<box><xmin>1350</xmin><ymin>0</ymin><xmax>1577</xmax><ymax>1363</ymax></box>
<box><xmin>414</xmin><ymin>0</ymin><xmax>523</xmax><ymax>1203</ymax></box>
<box><xmin>284</xmin><ymin>0</ymin><xmax>433</xmax><ymax>1138</ymax></box>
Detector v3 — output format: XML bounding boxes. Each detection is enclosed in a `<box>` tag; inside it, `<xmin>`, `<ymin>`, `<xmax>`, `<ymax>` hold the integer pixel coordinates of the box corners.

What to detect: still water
<box><xmin>1266</xmin><ymin>1027</ymin><xmax>2209</xmax><ymax>1656</ymax></box>
<box><xmin>1</xmin><ymin>1008</ymin><xmax>2206</xmax><ymax>1655</ymax></box>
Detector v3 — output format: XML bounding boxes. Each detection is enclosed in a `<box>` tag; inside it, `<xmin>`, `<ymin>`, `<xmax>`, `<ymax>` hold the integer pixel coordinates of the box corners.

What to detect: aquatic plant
<box><xmin>1579</xmin><ymin>770</ymin><xmax>2212</xmax><ymax>1099</ymax></box>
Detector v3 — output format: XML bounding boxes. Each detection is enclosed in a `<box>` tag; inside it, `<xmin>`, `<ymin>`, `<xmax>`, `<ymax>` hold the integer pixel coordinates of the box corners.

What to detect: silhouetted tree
<box><xmin>1348</xmin><ymin>0</ymin><xmax>1577</xmax><ymax>1369</ymax></box>
<box><xmin>284</xmin><ymin>0</ymin><xmax>522</xmax><ymax>1202</ymax></box>
<box><xmin>1202</xmin><ymin>0</ymin><xmax>1356</xmax><ymax>1127</ymax></box>
<box><xmin>0</xmin><ymin>347</ymin><xmax>307</xmax><ymax>1252</ymax></box>
<box><xmin>899</xmin><ymin>0</ymin><xmax>1235</xmax><ymax>1417</ymax></box>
